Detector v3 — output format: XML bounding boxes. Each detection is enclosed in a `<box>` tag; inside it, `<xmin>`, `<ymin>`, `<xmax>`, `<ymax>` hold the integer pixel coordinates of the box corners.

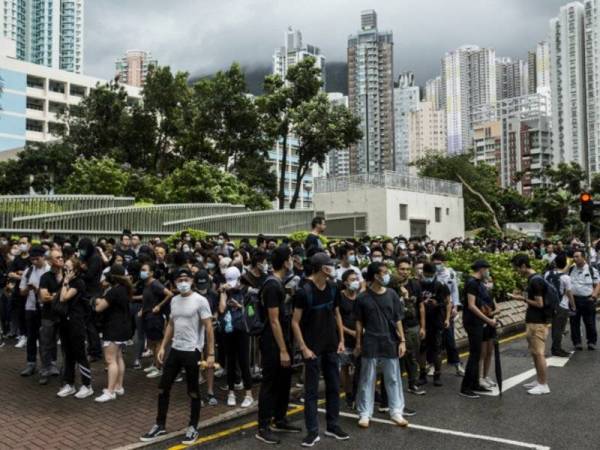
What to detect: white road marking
<box><xmin>323</xmin><ymin>409</ymin><xmax>551</xmax><ymax>450</ymax></box>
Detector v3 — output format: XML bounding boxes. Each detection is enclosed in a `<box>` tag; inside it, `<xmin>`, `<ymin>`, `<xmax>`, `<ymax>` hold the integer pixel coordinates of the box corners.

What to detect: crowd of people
<box><xmin>0</xmin><ymin>219</ymin><xmax>598</xmax><ymax>447</ymax></box>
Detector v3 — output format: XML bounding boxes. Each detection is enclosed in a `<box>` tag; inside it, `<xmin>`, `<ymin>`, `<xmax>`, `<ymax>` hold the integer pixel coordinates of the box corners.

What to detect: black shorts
<box><xmin>143</xmin><ymin>313</ymin><xmax>165</xmax><ymax>342</ymax></box>
<box><xmin>482</xmin><ymin>324</ymin><xmax>496</xmax><ymax>341</ymax></box>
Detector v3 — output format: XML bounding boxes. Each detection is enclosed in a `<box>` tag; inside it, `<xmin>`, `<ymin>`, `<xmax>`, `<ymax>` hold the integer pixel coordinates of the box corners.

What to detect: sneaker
<box><xmin>527</xmin><ymin>384</ymin><xmax>550</xmax><ymax>395</ymax></box>
<box><xmin>588</xmin><ymin>344</ymin><xmax>596</xmax><ymax>351</ymax></box>
<box><xmin>214</xmin><ymin>367</ymin><xmax>225</xmax><ymax>378</ymax></box>
<box><xmin>483</xmin><ymin>377</ymin><xmax>497</xmax><ymax>388</ymax></box>
<box><xmin>182</xmin><ymin>426</ymin><xmax>200</xmax><ymax>445</ymax></box>
<box><xmin>38</xmin><ymin>375</ymin><xmax>49</xmax><ymax>385</ymax></box>
<box><xmin>146</xmin><ymin>368</ymin><xmax>162</xmax><ymax>379</ymax></box>
<box><xmin>234</xmin><ymin>382</ymin><xmax>244</xmax><ymax>391</ymax></box>
<box><xmin>133</xmin><ymin>360</ymin><xmax>142</xmax><ymax>370</ymax></box>
<box><xmin>378</xmin><ymin>405</ymin><xmax>389</xmax><ymax>413</ymax></box>
<box><xmin>416</xmin><ymin>376</ymin><xmax>427</xmax><ymax>386</ymax></box>
<box><xmin>94</xmin><ymin>390</ymin><xmax>116</xmax><ymax>403</ymax></box>
<box><xmin>575</xmin><ymin>345</ymin><xmax>583</xmax><ymax>351</ymax></box>
<box><xmin>15</xmin><ymin>336</ymin><xmax>27</xmax><ymax>348</ymax></box>
<box><xmin>256</xmin><ymin>428</ymin><xmax>280</xmax><ymax>445</ymax></box>
<box><xmin>358</xmin><ymin>417</ymin><xmax>369</xmax><ymax>428</ymax></box>
<box><xmin>206</xmin><ymin>394</ymin><xmax>218</xmax><ymax>406</ymax></box>
<box><xmin>241</xmin><ymin>395</ymin><xmax>254</xmax><ymax>408</ymax></box>
<box><xmin>115</xmin><ymin>387</ymin><xmax>125</xmax><ymax>396</ymax></box>
<box><xmin>427</xmin><ymin>365</ymin><xmax>434</xmax><ymax>377</ymax></box>
<box><xmin>473</xmin><ymin>385</ymin><xmax>493</xmax><ymax>393</ymax></box>
<box><xmin>271</xmin><ymin>419</ymin><xmax>302</xmax><ymax>433</ymax></box>
<box><xmin>140</xmin><ymin>424</ymin><xmax>166</xmax><ymax>442</ymax></box>
<box><xmin>391</xmin><ymin>414</ymin><xmax>408</xmax><ymax>427</ymax></box>
<box><xmin>301</xmin><ymin>432</ymin><xmax>320</xmax><ymax>447</ymax></box>
<box><xmin>403</xmin><ymin>407</ymin><xmax>417</xmax><ymax>417</ymax></box>
<box><xmin>143</xmin><ymin>364</ymin><xmax>157</xmax><ymax>373</ymax></box>
<box><xmin>408</xmin><ymin>384</ymin><xmax>426</xmax><ymax>395</ymax></box>
<box><xmin>227</xmin><ymin>392</ymin><xmax>236</xmax><ymax>407</ymax></box>
<box><xmin>433</xmin><ymin>377</ymin><xmax>443</xmax><ymax>387</ymax></box>
<box><xmin>479</xmin><ymin>378</ymin><xmax>491</xmax><ymax>389</ymax></box>
<box><xmin>57</xmin><ymin>384</ymin><xmax>76</xmax><ymax>398</ymax></box>
<box><xmin>20</xmin><ymin>364</ymin><xmax>36</xmax><ymax>377</ymax></box>
<box><xmin>455</xmin><ymin>363</ymin><xmax>465</xmax><ymax>377</ymax></box>
<box><xmin>75</xmin><ymin>385</ymin><xmax>94</xmax><ymax>399</ymax></box>
<box><xmin>175</xmin><ymin>374</ymin><xmax>184</xmax><ymax>382</ymax></box>
<box><xmin>47</xmin><ymin>366</ymin><xmax>60</xmax><ymax>377</ymax></box>
<box><xmin>523</xmin><ymin>380</ymin><xmax>538</xmax><ymax>389</ymax></box>
<box><xmin>552</xmin><ymin>349</ymin><xmax>571</xmax><ymax>357</ymax></box>
<box><xmin>126</xmin><ymin>339</ymin><xmax>134</xmax><ymax>346</ymax></box>
<box><xmin>142</xmin><ymin>349</ymin><xmax>153</xmax><ymax>358</ymax></box>
<box><xmin>459</xmin><ymin>389</ymin><xmax>480</xmax><ymax>399</ymax></box>
<box><xmin>324</xmin><ymin>426</ymin><xmax>349</xmax><ymax>440</ymax></box>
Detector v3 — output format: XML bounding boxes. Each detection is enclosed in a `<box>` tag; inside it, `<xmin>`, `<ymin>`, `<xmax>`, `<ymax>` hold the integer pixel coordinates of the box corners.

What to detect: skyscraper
<box><xmin>550</xmin><ymin>2</ymin><xmax>588</xmax><ymax>170</ymax></box>
<box><xmin>0</xmin><ymin>0</ymin><xmax>84</xmax><ymax>73</ymax></box>
<box><xmin>425</xmin><ymin>76</ymin><xmax>443</xmax><ymax>111</ymax></box>
<box><xmin>328</xmin><ymin>92</ymin><xmax>351</xmax><ymax>177</ymax></box>
<box><xmin>393</xmin><ymin>72</ymin><xmax>420</xmax><ymax>171</ymax></box>
<box><xmin>115</xmin><ymin>50</ymin><xmax>158</xmax><ymax>88</ymax></box>
<box><xmin>273</xmin><ymin>27</ymin><xmax>325</xmax><ymax>85</ymax></box>
<box><xmin>442</xmin><ymin>45</ymin><xmax>497</xmax><ymax>154</ymax></box>
<box><xmin>584</xmin><ymin>0</ymin><xmax>600</xmax><ymax>173</ymax></box>
<box><xmin>348</xmin><ymin>10</ymin><xmax>395</xmax><ymax>174</ymax></box>
<box><xmin>409</xmin><ymin>100</ymin><xmax>447</xmax><ymax>163</ymax></box>
<box><xmin>496</xmin><ymin>57</ymin><xmax>528</xmax><ymax>100</ymax></box>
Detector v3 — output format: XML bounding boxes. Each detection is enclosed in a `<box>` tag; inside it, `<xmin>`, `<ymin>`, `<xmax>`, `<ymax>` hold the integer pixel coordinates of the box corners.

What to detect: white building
<box><xmin>0</xmin><ymin>0</ymin><xmax>84</xmax><ymax>73</ymax></box>
<box><xmin>393</xmin><ymin>72</ymin><xmax>420</xmax><ymax>171</ymax></box>
<box><xmin>496</xmin><ymin>57</ymin><xmax>528</xmax><ymax>100</ymax></box>
<box><xmin>273</xmin><ymin>27</ymin><xmax>325</xmax><ymax>86</ymax></box>
<box><xmin>0</xmin><ymin>45</ymin><xmax>140</xmax><ymax>153</ymax></box>
<box><xmin>327</xmin><ymin>92</ymin><xmax>350</xmax><ymax>177</ymax></box>
<box><xmin>408</xmin><ymin>100</ymin><xmax>447</xmax><ymax>163</ymax></box>
<box><xmin>313</xmin><ymin>172</ymin><xmax>465</xmax><ymax>240</ymax></box>
<box><xmin>425</xmin><ymin>76</ymin><xmax>443</xmax><ymax>111</ymax></box>
<box><xmin>584</xmin><ymin>0</ymin><xmax>600</xmax><ymax>174</ymax></box>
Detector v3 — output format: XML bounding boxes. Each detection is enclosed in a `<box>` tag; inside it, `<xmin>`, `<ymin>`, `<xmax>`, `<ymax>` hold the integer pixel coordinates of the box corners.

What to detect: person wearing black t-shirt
<box><xmin>339</xmin><ymin>269</ymin><xmax>360</xmax><ymax>408</ymax></box>
<box><xmin>8</xmin><ymin>237</ymin><xmax>31</xmax><ymax>348</ymax></box>
<box><xmin>304</xmin><ymin>217</ymin><xmax>326</xmax><ymax>254</ymax></box>
<box><xmin>417</xmin><ymin>263</ymin><xmax>451</xmax><ymax>387</ymax></box>
<box><xmin>460</xmin><ymin>260</ymin><xmax>497</xmax><ymax>399</ymax></box>
<box><xmin>255</xmin><ymin>246</ymin><xmax>301</xmax><ymax>445</ymax></box>
<box><xmin>78</xmin><ymin>238</ymin><xmax>104</xmax><ymax>361</ymax></box>
<box><xmin>291</xmin><ymin>252</ymin><xmax>349</xmax><ymax>447</ymax></box>
<box><xmin>94</xmin><ymin>264</ymin><xmax>132</xmax><ymax>403</ymax></box>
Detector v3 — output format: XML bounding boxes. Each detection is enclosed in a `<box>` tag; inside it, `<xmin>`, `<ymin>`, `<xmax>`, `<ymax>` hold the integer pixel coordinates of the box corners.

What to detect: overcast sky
<box><xmin>85</xmin><ymin>0</ymin><xmax>568</xmax><ymax>84</ymax></box>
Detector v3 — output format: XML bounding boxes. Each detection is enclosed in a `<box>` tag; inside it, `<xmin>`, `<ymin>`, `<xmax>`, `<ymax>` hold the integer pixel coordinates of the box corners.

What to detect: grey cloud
<box><xmin>85</xmin><ymin>0</ymin><xmax>570</xmax><ymax>84</ymax></box>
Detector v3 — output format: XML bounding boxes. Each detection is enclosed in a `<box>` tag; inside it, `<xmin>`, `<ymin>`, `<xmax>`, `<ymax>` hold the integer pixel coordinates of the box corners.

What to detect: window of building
<box><xmin>446</xmin><ymin>208</ymin><xmax>450</xmax><ymax>216</ymax></box>
<box><xmin>435</xmin><ymin>207</ymin><xmax>442</xmax><ymax>223</ymax></box>
<box><xmin>399</xmin><ymin>204</ymin><xmax>408</xmax><ymax>221</ymax></box>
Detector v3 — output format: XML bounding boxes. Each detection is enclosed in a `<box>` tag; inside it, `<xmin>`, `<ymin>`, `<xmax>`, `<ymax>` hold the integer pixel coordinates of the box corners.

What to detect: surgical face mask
<box><xmin>348</xmin><ymin>280</ymin><xmax>360</xmax><ymax>291</ymax></box>
<box><xmin>184</xmin><ymin>236</ymin><xmax>191</xmax><ymax>242</ymax></box>
<box><xmin>140</xmin><ymin>270</ymin><xmax>149</xmax><ymax>280</ymax></box>
<box><xmin>323</xmin><ymin>265</ymin><xmax>336</xmax><ymax>279</ymax></box>
<box><xmin>177</xmin><ymin>281</ymin><xmax>192</xmax><ymax>294</ymax></box>
<box><xmin>372</xmin><ymin>256</ymin><xmax>383</xmax><ymax>263</ymax></box>
<box><xmin>379</xmin><ymin>273</ymin><xmax>391</xmax><ymax>286</ymax></box>
<box><xmin>260</xmin><ymin>263</ymin><xmax>269</xmax><ymax>274</ymax></box>
<box><xmin>435</xmin><ymin>263</ymin><xmax>443</xmax><ymax>273</ymax></box>
<box><xmin>19</xmin><ymin>243</ymin><xmax>29</xmax><ymax>253</ymax></box>
<box><xmin>217</xmin><ymin>239</ymin><xmax>224</xmax><ymax>246</ymax></box>
<box><xmin>196</xmin><ymin>255</ymin><xmax>204</xmax><ymax>264</ymax></box>
<box><xmin>79</xmin><ymin>249</ymin><xmax>87</xmax><ymax>258</ymax></box>
<box><xmin>207</xmin><ymin>261</ymin><xmax>216</xmax><ymax>270</ymax></box>
<box><xmin>483</xmin><ymin>269</ymin><xmax>491</xmax><ymax>279</ymax></box>
<box><xmin>423</xmin><ymin>276</ymin><xmax>435</xmax><ymax>283</ymax></box>
<box><xmin>348</xmin><ymin>255</ymin><xmax>357</xmax><ymax>265</ymax></box>
<box><xmin>182</xmin><ymin>245</ymin><xmax>190</xmax><ymax>253</ymax></box>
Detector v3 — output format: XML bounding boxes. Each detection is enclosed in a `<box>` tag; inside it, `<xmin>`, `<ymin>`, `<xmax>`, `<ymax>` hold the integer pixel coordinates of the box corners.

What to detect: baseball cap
<box><xmin>29</xmin><ymin>245</ymin><xmax>46</xmax><ymax>258</ymax></box>
<box><xmin>310</xmin><ymin>252</ymin><xmax>334</xmax><ymax>267</ymax></box>
<box><xmin>471</xmin><ymin>259</ymin><xmax>491</xmax><ymax>271</ymax></box>
<box><xmin>173</xmin><ymin>267</ymin><xmax>193</xmax><ymax>280</ymax></box>
<box><xmin>194</xmin><ymin>269</ymin><xmax>211</xmax><ymax>290</ymax></box>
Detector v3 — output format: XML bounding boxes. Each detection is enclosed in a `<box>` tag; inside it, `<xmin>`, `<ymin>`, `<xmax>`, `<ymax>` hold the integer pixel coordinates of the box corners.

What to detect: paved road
<box><xmin>154</xmin><ymin>322</ymin><xmax>600</xmax><ymax>450</ymax></box>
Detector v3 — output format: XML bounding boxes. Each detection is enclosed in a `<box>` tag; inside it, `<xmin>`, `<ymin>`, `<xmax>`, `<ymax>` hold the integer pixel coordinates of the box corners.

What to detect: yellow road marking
<box><xmin>168</xmin><ymin>330</ymin><xmax>528</xmax><ymax>449</ymax></box>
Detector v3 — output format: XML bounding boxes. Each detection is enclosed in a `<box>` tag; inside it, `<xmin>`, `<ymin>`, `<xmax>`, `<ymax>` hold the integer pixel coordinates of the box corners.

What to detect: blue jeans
<box><xmin>357</xmin><ymin>357</ymin><xmax>404</xmax><ymax>419</ymax></box>
<box><xmin>304</xmin><ymin>352</ymin><xmax>340</xmax><ymax>434</ymax></box>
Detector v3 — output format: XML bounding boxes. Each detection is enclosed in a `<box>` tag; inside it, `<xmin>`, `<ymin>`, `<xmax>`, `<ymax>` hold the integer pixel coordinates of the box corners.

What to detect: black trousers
<box><xmin>157</xmin><ymin>349</ymin><xmax>201</xmax><ymax>428</ymax></box>
<box><xmin>25</xmin><ymin>310</ymin><xmax>40</xmax><ymax>364</ymax></box>
<box><xmin>461</xmin><ymin>323</ymin><xmax>483</xmax><ymax>391</ymax></box>
<box><xmin>224</xmin><ymin>330</ymin><xmax>252</xmax><ymax>391</ymax></box>
<box><xmin>60</xmin><ymin>319</ymin><xmax>91</xmax><ymax>386</ymax></box>
<box><xmin>85</xmin><ymin>312</ymin><xmax>102</xmax><ymax>358</ymax></box>
<box><xmin>257</xmin><ymin>337</ymin><xmax>292</xmax><ymax>429</ymax></box>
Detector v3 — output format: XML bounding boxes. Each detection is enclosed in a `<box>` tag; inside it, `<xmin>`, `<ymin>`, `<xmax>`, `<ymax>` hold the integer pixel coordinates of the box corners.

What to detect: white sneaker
<box><xmin>214</xmin><ymin>367</ymin><xmax>225</xmax><ymax>378</ymax></box>
<box><xmin>75</xmin><ymin>385</ymin><xmax>94</xmax><ymax>399</ymax></box>
<box><xmin>483</xmin><ymin>377</ymin><xmax>497</xmax><ymax>388</ymax></box>
<box><xmin>479</xmin><ymin>378</ymin><xmax>491</xmax><ymax>389</ymax></box>
<box><xmin>427</xmin><ymin>365</ymin><xmax>434</xmax><ymax>377</ymax></box>
<box><xmin>126</xmin><ymin>340</ymin><xmax>134</xmax><ymax>346</ymax></box>
<box><xmin>527</xmin><ymin>384</ymin><xmax>550</xmax><ymax>395</ymax></box>
<box><xmin>358</xmin><ymin>417</ymin><xmax>370</xmax><ymax>428</ymax></box>
<box><xmin>115</xmin><ymin>387</ymin><xmax>125</xmax><ymax>396</ymax></box>
<box><xmin>523</xmin><ymin>380</ymin><xmax>539</xmax><ymax>389</ymax></box>
<box><xmin>143</xmin><ymin>365</ymin><xmax>157</xmax><ymax>373</ymax></box>
<box><xmin>15</xmin><ymin>336</ymin><xmax>27</xmax><ymax>348</ymax></box>
<box><xmin>95</xmin><ymin>390</ymin><xmax>116</xmax><ymax>402</ymax></box>
<box><xmin>147</xmin><ymin>368</ymin><xmax>162</xmax><ymax>379</ymax></box>
<box><xmin>57</xmin><ymin>384</ymin><xmax>76</xmax><ymax>398</ymax></box>
<box><xmin>142</xmin><ymin>349</ymin><xmax>153</xmax><ymax>358</ymax></box>
<box><xmin>227</xmin><ymin>392</ymin><xmax>236</xmax><ymax>407</ymax></box>
<box><xmin>241</xmin><ymin>395</ymin><xmax>254</xmax><ymax>408</ymax></box>
<box><xmin>391</xmin><ymin>414</ymin><xmax>409</xmax><ymax>427</ymax></box>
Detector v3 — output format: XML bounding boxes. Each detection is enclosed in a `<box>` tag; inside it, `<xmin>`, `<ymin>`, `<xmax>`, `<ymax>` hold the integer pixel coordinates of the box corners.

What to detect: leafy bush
<box><xmin>165</xmin><ymin>228</ymin><xmax>209</xmax><ymax>247</ymax></box>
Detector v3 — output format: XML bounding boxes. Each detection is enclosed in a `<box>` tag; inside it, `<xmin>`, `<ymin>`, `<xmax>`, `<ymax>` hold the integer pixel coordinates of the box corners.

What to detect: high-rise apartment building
<box><xmin>393</xmin><ymin>72</ymin><xmax>420</xmax><ymax>171</ymax></box>
<box><xmin>0</xmin><ymin>0</ymin><xmax>84</xmax><ymax>73</ymax></box>
<box><xmin>348</xmin><ymin>10</ymin><xmax>395</xmax><ymax>174</ymax></box>
<box><xmin>425</xmin><ymin>76</ymin><xmax>443</xmax><ymax>111</ymax></box>
<box><xmin>328</xmin><ymin>92</ymin><xmax>350</xmax><ymax>177</ymax></box>
<box><xmin>550</xmin><ymin>2</ymin><xmax>588</xmax><ymax>170</ymax></box>
<box><xmin>115</xmin><ymin>50</ymin><xmax>157</xmax><ymax>88</ymax></box>
<box><xmin>273</xmin><ymin>27</ymin><xmax>325</xmax><ymax>85</ymax></box>
<box><xmin>496</xmin><ymin>57</ymin><xmax>528</xmax><ymax>100</ymax></box>
<box><xmin>409</xmin><ymin>100</ymin><xmax>447</xmax><ymax>163</ymax></box>
<box><xmin>442</xmin><ymin>45</ymin><xmax>497</xmax><ymax>154</ymax></box>
<box><xmin>584</xmin><ymin>0</ymin><xmax>600</xmax><ymax>173</ymax></box>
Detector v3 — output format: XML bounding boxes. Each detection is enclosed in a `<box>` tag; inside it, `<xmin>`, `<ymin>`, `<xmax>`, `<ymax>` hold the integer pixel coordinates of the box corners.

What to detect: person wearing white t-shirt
<box><xmin>545</xmin><ymin>254</ymin><xmax>574</xmax><ymax>357</ymax></box>
<box><xmin>335</xmin><ymin>246</ymin><xmax>364</xmax><ymax>287</ymax></box>
<box><xmin>141</xmin><ymin>268</ymin><xmax>214</xmax><ymax>445</ymax></box>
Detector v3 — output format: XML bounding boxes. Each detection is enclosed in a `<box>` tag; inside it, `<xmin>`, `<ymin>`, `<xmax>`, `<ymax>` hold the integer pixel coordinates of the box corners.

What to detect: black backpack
<box><xmin>532</xmin><ymin>275</ymin><xmax>560</xmax><ymax>320</ymax></box>
<box><xmin>244</xmin><ymin>275</ymin><xmax>280</xmax><ymax>337</ymax></box>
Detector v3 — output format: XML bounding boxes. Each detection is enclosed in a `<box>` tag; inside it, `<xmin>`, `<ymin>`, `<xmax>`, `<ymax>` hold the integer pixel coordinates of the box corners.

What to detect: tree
<box><xmin>260</xmin><ymin>57</ymin><xmax>322</xmax><ymax>209</ymax></box>
<box><xmin>289</xmin><ymin>94</ymin><xmax>361</xmax><ymax>209</ymax></box>
<box><xmin>60</xmin><ymin>157</ymin><xmax>130</xmax><ymax>196</ymax></box>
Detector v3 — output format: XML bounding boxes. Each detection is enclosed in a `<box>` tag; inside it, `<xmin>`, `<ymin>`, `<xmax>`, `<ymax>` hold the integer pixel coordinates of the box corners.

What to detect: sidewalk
<box><xmin>0</xmin><ymin>340</ymin><xmax>259</xmax><ymax>450</ymax></box>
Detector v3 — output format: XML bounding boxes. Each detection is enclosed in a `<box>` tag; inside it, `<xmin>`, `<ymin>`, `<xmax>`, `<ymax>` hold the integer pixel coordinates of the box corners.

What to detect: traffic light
<box><xmin>580</xmin><ymin>192</ymin><xmax>594</xmax><ymax>222</ymax></box>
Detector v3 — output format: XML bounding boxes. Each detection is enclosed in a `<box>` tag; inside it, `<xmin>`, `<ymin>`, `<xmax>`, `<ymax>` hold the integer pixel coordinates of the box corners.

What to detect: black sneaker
<box><xmin>408</xmin><ymin>384</ymin><xmax>426</xmax><ymax>395</ymax></box>
<box><xmin>255</xmin><ymin>428</ymin><xmax>280</xmax><ymax>445</ymax></box>
<box><xmin>140</xmin><ymin>424</ymin><xmax>167</xmax><ymax>442</ymax></box>
<box><xmin>552</xmin><ymin>349</ymin><xmax>571</xmax><ymax>357</ymax></box>
<box><xmin>271</xmin><ymin>419</ymin><xmax>302</xmax><ymax>433</ymax></box>
<box><xmin>20</xmin><ymin>365</ymin><xmax>36</xmax><ymax>377</ymax></box>
<box><xmin>459</xmin><ymin>389</ymin><xmax>480</xmax><ymax>399</ymax></box>
<box><xmin>575</xmin><ymin>345</ymin><xmax>583</xmax><ymax>351</ymax></box>
<box><xmin>182</xmin><ymin>426</ymin><xmax>199</xmax><ymax>445</ymax></box>
<box><xmin>324</xmin><ymin>426</ymin><xmax>349</xmax><ymax>440</ymax></box>
<box><xmin>38</xmin><ymin>375</ymin><xmax>49</xmax><ymax>385</ymax></box>
<box><xmin>473</xmin><ymin>385</ymin><xmax>492</xmax><ymax>393</ymax></box>
<box><xmin>416</xmin><ymin>376</ymin><xmax>427</xmax><ymax>386</ymax></box>
<box><xmin>301</xmin><ymin>432</ymin><xmax>321</xmax><ymax>447</ymax></box>
<box><xmin>433</xmin><ymin>377</ymin><xmax>443</xmax><ymax>387</ymax></box>
<box><xmin>588</xmin><ymin>344</ymin><xmax>596</xmax><ymax>351</ymax></box>
<box><xmin>403</xmin><ymin>407</ymin><xmax>417</xmax><ymax>417</ymax></box>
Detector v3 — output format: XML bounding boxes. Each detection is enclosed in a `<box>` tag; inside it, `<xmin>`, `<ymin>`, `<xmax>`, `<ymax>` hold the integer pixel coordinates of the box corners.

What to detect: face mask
<box><xmin>44</xmin><ymin>250</ymin><xmax>50</xmax><ymax>258</ymax></box>
<box><xmin>207</xmin><ymin>262</ymin><xmax>216</xmax><ymax>270</ymax></box>
<box><xmin>217</xmin><ymin>239</ymin><xmax>224</xmax><ymax>246</ymax></box>
<box><xmin>348</xmin><ymin>255</ymin><xmax>357</xmax><ymax>264</ymax></box>
<box><xmin>372</xmin><ymin>257</ymin><xmax>383</xmax><ymax>263</ymax></box>
<box><xmin>19</xmin><ymin>244</ymin><xmax>28</xmax><ymax>253</ymax></box>
<box><xmin>379</xmin><ymin>273</ymin><xmax>391</xmax><ymax>286</ymax></box>
<box><xmin>79</xmin><ymin>249</ymin><xmax>87</xmax><ymax>257</ymax></box>
<box><xmin>261</xmin><ymin>264</ymin><xmax>269</xmax><ymax>274</ymax></box>
<box><xmin>182</xmin><ymin>245</ymin><xmax>190</xmax><ymax>253</ymax></box>
<box><xmin>423</xmin><ymin>276</ymin><xmax>435</xmax><ymax>283</ymax></box>
<box><xmin>348</xmin><ymin>280</ymin><xmax>360</xmax><ymax>291</ymax></box>
<box><xmin>435</xmin><ymin>264</ymin><xmax>443</xmax><ymax>273</ymax></box>
<box><xmin>177</xmin><ymin>281</ymin><xmax>192</xmax><ymax>294</ymax></box>
<box><xmin>323</xmin><ymin>265</ymin><xmax>336</xmax><ymax>279</ymax></box>
<box><xmin>184</xmin><ymin>236</ymin><xmax>191</xmax><ymax>242</ymax></box>
<box><xmin>195</xmin><ymin>255</ymin><xmax>204</xmax><ymax>264</ymax></box>
<box><xmin>140</xmin><ymin>271</ymin><xmax>149</xmax><ymax>280</ymax></box>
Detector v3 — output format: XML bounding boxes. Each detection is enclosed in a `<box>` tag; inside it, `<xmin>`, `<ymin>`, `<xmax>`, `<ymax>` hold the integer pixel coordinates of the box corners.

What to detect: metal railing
<box><xmin>11</xmin><ymin>203</ymin><xmax>247</xmax><ymax>235</ymax></box>
<box><xmin>314</xmin><ymin>172</ymin><xmax>463</xmax><ymax>197</ymax></box>
<box><xmin>0</xmin><ymin>195</ymin><xmax>135</xmax><ymax>229</ymax></box>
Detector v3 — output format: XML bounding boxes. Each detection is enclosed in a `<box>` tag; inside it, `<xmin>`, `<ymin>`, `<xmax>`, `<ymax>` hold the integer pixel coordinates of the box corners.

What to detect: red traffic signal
<box><xmin>580</xmin><ymin>192</ymin><xmax>594</xmax><ymax>222</ymax></box>
<box><xmin>580</xmin><ymin>192</ymin><xmax>593</xmax><ymax>203</ymax></box>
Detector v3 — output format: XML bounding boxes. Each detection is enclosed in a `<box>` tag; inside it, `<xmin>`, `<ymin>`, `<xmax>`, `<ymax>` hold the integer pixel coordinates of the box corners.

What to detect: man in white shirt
<box><xmin>542</xmin><ymin>243</ymin><xmax>557</xmax><ymax>266</ymax></box>
<box><xmin>568</xmin><ymin>250</ymin><xmax>600</xmax><ymax>351</ymax></box>
<box><xmin>336</xmin><ymin>246</ymin><xmax>363</xmax><ymax>286</ymax></box>
<box><xmin>141</xmin><ymin>268</ymin><xmax>214</xmax><ymax>445</ymax></box>
<box><xmin>545</xmin><ymin>255</ymin><xmax>574</xmax><ymax>357</ymax></box>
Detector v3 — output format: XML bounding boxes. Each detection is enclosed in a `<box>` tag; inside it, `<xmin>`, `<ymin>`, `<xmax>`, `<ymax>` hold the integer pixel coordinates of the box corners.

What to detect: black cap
<box><xmin>471</xmin><ymin>259</ymin><xmax>491</xmax><ymax>271</ymax></box>
<box><xmin>194</xmin><ymin>269</ymin><xmax>210</xmax><ymax>290</ymax></box>
<box><xmin>173</xmin><ymin>267</ymin><xmax>193</xmax><ymax>280</ymax></box>
<box><xmin>310</xmin><ymin>252</ymin><xmax>334</xmax><ymax>267</ymax></box>
<box><xmin>109</xmin><ymin>264</ymin><xmax>126</xmax><ymax>277</ymax></box>
<box><xmin>29</xmin><ymin>245</ymin><xmax>46</xmax><ymax>258</ymax></box>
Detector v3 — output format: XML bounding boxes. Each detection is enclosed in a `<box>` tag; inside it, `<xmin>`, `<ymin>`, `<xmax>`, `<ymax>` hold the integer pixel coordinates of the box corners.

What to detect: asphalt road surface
<box><xmin>151</xmin><ymin>321</ymin><xmax>600</xmax><ymax>450</ymax></box>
